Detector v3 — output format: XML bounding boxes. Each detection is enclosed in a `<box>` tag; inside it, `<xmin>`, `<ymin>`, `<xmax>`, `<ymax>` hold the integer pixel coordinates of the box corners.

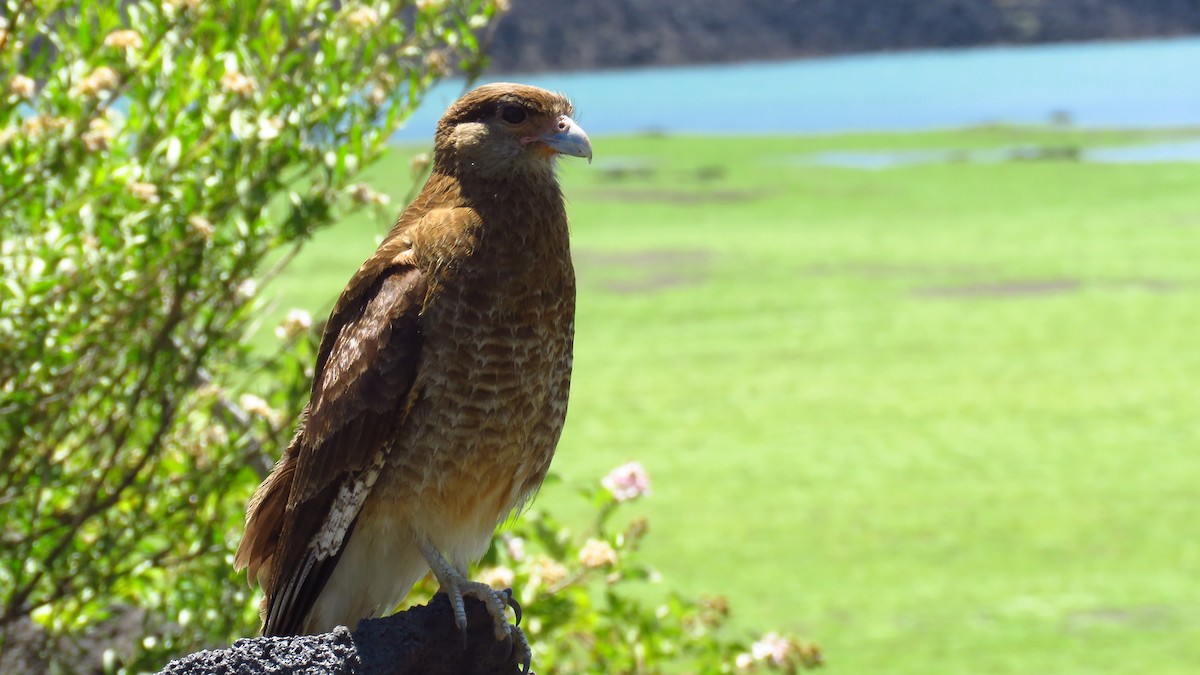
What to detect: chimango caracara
<box><xmin>234</xmin><ymin>83</ymin><xmax>591</xmax><ymax>659</ymax></box>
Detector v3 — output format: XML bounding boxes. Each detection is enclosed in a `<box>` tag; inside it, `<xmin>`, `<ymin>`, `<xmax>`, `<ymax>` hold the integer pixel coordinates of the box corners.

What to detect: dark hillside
<box><xmin>486</xmin><ymin>0</ymin><xmax>1200</xmax><ymax>73</ymax></box>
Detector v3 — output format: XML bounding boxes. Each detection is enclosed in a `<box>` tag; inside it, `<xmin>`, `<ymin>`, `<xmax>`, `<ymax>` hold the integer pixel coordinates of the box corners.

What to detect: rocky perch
<box><xmin>156</xmin><ymin>595</ymin><xmax>522</xmax><ymax>675</ymax></box>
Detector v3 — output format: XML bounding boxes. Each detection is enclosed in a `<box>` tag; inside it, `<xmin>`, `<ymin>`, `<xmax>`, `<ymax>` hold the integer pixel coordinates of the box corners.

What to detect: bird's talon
<box><xmin>503</xmin><ymin>587</ymin><xmax>523</xmax><ymax>626</ymax></box>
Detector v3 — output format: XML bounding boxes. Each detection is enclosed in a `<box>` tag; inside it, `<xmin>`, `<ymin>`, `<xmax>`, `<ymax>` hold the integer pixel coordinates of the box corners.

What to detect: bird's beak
<box><xmin>540</xmin><ymin>115</ymin><xmax>593</xmax><ymax>164</ymax></box>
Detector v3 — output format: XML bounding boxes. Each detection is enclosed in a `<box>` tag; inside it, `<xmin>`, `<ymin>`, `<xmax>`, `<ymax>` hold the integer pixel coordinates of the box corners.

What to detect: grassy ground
<box><xmin>260</xmin><ymin>127</ymin><xmax>1200</xmax><ymax>673</ymax></box>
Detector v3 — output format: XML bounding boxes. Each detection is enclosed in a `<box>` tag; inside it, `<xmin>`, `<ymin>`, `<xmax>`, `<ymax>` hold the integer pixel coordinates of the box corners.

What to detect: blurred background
<box><xmin>2</xmin><ymin>1</ymin><xmax>1198</xmax><ymax>673</ymax></box>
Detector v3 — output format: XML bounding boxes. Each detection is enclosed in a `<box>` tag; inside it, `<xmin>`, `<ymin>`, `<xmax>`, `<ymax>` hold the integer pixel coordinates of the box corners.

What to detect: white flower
<box><xmin>22</xmin><ymin>115</ymin><xmax>67</xmax><ymax>138</ymax></box>
<box><xmin>257</xmin><ymin>115</ymin><xmax>283</xmax><ymax>141</ymax></box>
<box><xmin>367</xmin><ymin>84</ymin><xmax>388</xmax><ymax>107</ymax></box>
<box><xmin>205</xmin><ymin>424</ymin><xmax>229</xmax><ymax>446</ymax></box>
<box><xmin>104</xmin><ymin>29</ymin><xmax>143</xmax><ymax>50</ymax></box>
<box><xmin>57</xmin><ymin>258</ymin><xmax>78</xmax><ymax>276</ymax></box>
<box><xmin>162</xmin><ymin>0</ymin><xmax>201</xmax><ymax>13</ymax></box>
<box><xmin>129</xmin><ymin>182</ymin><xmax>159</xmax><ymax>203</ymax></box>
<box><xmin>238</xmin><ymin>394</ymin><xmax>279</xmax><ymax>425</ymax></box>
<box><xmin>578</xmin><ymin>539</ymin><xmax>617</xmax><ymax>569</ymax></box>
<box><xmin>424</xmin><ymin>50</ymin><xmax>449</xmax><ymax>77</ymax></box>
<box><xmin>479</xmin><ymin>566</ymin><xmax>514</xmax><ymax>590</ymax></box>
<box><xmin>237</xmin><ymin>278</ymin><xmax>257</xmax><ymax>299</ymax></box>
<box><xmin>275</xmin><ymin>308</ymin><xmax>313</xmax><ymax>340</ymax></box>
<box><xmin>9</xmin><ymin>74</ymin><xmax>35</xmax><ymax>99</ymax></box>
<box><xmin>601</xmin><ymin>461</ymin><xmax>651</xmax><ymax>502</ymax></box>
<box><xmin>504</xmin><ymin>535</ymin><xmax>526</xmax><ymax>562</ymax></box>
<box><xmin>346</xmin><ymin>5</ymin><xmax>380</xmax><ymax>31</ymax></box>
<box><xmin>734</xmin><ymin>652</ymin><xmax>754</xmax><ymax>670</ymax></box>
<box><xmin>532</xmin><ymin>557</ymin><xmax>566</xmax><ymax>589</ymax></box>
<box><xmin>76</xmin><ymin>66</ymin><xmax>119</xmax><ymax>98</ymax></box>
<box><xmin>82</xmin><ymin>117</ymin><xmax>114</xmax><ymax>151</ymax></box>
<box><xmin>750</xmin><ymin>632</ymin><xmax>791</xmax><ymax>666</ymax></box>
<box><xmin>220</xmin><ymin>70</ymin><xmax>256</xmax><ymax>97</ymax></box>
<box><xmin>188</xmin><ymin>215</ymin><xmax>214</xmax><ymax>239</ymax></box>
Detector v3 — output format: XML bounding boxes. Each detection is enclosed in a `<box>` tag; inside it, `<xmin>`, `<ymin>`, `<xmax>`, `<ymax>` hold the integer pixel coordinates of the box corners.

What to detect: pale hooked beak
<box><xmin>540</xmin><ymin>115</ymin><xmax>593</xmax><ymax>163</ymax></box>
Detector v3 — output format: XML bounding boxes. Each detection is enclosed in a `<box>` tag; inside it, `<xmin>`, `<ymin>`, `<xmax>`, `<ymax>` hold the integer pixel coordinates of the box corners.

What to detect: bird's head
<box><xmin>434</xmin><ymin>83</ymin><xmax>592</xmax><ymax>179</ymax></box>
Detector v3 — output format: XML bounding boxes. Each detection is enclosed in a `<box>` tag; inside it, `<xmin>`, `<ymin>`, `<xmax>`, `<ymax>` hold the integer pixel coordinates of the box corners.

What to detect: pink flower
<box><xmin>751</xmin><ymin>632</ymin><xmax>791</xmax><ymax>666</ymax></box>
<box><xmin>601</xmin><ymin>461</ymin><xmax>651</xmax><ymax>502</ymax></box>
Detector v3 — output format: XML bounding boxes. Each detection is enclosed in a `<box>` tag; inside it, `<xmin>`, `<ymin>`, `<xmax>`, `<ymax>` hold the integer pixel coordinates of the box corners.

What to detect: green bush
<box><xmin>0</xmin><ymin>2</ymin><xmax>817</xmax><ymax>672</ymax></box>
<box><xmin>0</xmin><ymin>1</ymin><xmax>500</xmax><ymax>669</ymax></box>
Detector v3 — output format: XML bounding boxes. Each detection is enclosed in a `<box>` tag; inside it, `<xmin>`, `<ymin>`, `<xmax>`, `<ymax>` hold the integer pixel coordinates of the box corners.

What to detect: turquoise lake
<box><xmin>393</xmin><ymin>37</ymin><xmax>1200</xmax><ymax>140</ymax></box>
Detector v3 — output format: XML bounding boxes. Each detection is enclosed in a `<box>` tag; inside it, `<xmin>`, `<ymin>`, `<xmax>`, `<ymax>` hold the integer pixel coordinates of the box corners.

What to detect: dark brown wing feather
<box><xmin>240</xmin><ymin>233</ymin><xmax>428</xmax><ymax>636</ymax></box>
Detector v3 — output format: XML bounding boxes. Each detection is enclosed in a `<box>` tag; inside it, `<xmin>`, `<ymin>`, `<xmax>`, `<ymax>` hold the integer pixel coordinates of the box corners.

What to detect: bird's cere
<box><xmin>538</xmin><ymin>115</ymin><xmax>593</xmax><ymax>163</ymax></box>
<box><xmin>601</xmin><ymin>461</ymin><xmax>652</xmax><ymax>502</ymax></box>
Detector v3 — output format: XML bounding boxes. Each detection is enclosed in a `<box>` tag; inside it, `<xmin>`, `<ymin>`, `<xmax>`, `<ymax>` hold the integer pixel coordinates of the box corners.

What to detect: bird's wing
<box><xmin>255</xmin><ymin>233</ymin><xmax>430</xmax><ymax>636</ymax></box>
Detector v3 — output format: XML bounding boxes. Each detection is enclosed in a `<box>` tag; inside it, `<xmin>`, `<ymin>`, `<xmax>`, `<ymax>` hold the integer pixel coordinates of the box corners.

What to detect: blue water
<box><xmin>786</xmin><ymin>139</ymin><xmax>1200</xmax><ymax>169</ymax></box>
<box><xmin>394</xmin><ymin>37</ymin><xmax>1200</xmax><ymax>140</ymax></box>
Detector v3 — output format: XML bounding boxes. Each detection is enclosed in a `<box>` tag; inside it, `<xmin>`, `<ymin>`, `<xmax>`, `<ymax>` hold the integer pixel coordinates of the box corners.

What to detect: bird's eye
<box><xmin>499</xmin><ymin>104</ymin><xmax>527</xmax><ymax>124</ymax></box>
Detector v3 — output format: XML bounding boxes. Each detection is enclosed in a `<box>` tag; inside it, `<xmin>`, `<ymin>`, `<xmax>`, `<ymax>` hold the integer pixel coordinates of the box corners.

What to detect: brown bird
<box><xmin>234</xmin><ymin>83</ymin><xmax>591</xmax><ymax>658</ymax></box>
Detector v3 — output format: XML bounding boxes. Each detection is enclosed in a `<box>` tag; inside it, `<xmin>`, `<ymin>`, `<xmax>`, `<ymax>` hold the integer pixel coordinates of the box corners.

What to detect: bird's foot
<box><xmin>421</xmin><ymin>542</ymin><xmax>532</xmax><ymax>673</ymax></box>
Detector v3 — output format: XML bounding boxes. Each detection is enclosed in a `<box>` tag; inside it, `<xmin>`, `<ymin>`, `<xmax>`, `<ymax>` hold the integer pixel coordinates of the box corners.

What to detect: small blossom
<box><xmin>503</xmin><ymin>535</ymin><xmax>526</xmax><ymax>562</ymax></box>
<box><xmin>408</xmin><ymin>152</ymin><xmax>431</xmax><ymax>178</ymax></box>
<box><xmin>578</xmin><ymin>539</ymin><xmax>617</xmax><ymax>569</ymax></box>
<box><xmin>494</xmin><ymin>0</ymin><xmax>511</xmax><ymax>12</ymax></box>
<box><xmin>416</xmin><ymin>0</ymin><xmax>446</xmax><ymax>10</ymax></box>
<box><xmin>162</xmin><ymin>0</ymin><xmax>201</xmax><ymax>12</ymax></box>
<box><xmin>424</xmin><ymin>50</ymin><xmax>450</xmax><ymax>77</ymax></box>
<box><xmin>601</xmin><ymin>461</ymin><xmax>651</xmax><ymax>502</ymax></box>
<box><xmin>275</xmin><ymin>308</ymin><xmax>313</xmax><ymax>340</ymax></box>
<box><xmin>533</xmin><ymin>557</ymin><xmax>567</xmax><ymax>589</ymax></box>
<box><xmin>750</xmin><ymin>632</ymin><xmax>791</xmax><ymax>666</ymax></box>
<box><xmin>56</xmin><ymin>258</ymin><xmax>78</xmax><ymax>276</ymax></box>
<box><xmin>129</xmin><ymin>182</ymin><xmax>159</xmax><ymax>203</ymax></box>
<box><xmin>76</xmin><ymin>66</ymin><xmax>119</xmax><ymax>98</ymax></box>
<box><xmin>346</xmin><ymin>183</ymin><xmax>390</xmax><ymax>206</ymax></box>
<box><xmin>346</xmin><ymin>5</ymin><xmax>380</xmax><ymax>31</ymax></box>
<box><xmin>348</xmin><ymin>183</ymin><xmax>377</xmax><ymax>205</ymax></box>
<box><xmin>237</xmin><ymin>278</ymin><xmax>258</xmax><ymax>299</ymax></box>
<box><xmin>9</xmin><ymin>74</ymin><xmax>35</xmax><ymax>99</ymax></box>
<box><xmin>22</xmin><ymin>115</ymin><xmax>67</xmax><ymax>138</ymax></box>
<box><xmin>0</xmin><ymin>126</ymin><xmax>16</xmax><ymax>147</ymax></box>
<box><xmin>81</xmin><ymin>117</ymin><xmax>114</xmax><ymax>152</ymax></box>
<box><xmin>479</xmin><ymin>566</ymin><xmax>514</xmax><ymax>590</ymax></box>
<box><xmin>188</xmin><ymin>215</ymin><xmax>214</xmax><ymax>239</ymax></box>
<box><xmin>257</xmin><ymin>115</ymin><xmax>283</xmax><ymax>141</ymax></box>
<box><xmin>367</xmin><ymin>84</ymin><xmax>388</xmax><ymax>107</ymax></box>
<box><xmin>238</xmin><ymin>393</ymin><xmax>280</xmax><ymax>425</ymax></box>
<box><xmin>104</xmin><ymin>29</ymin><xmax>143</xmax><ymax>51</ymax></box>
<box><xmin>734</xmin><ymin>652</ymin><xmax>754</xmax><ymax>670</ymax></box>
<box><xmin>205</xmin><ymin>424</ymin><xmax>230</xmax><ymax>446</ymax></box>
<box><xmin>220</xmin><ymin>70</ymin><xmax>257</xmax><ymax>97</ymax></box>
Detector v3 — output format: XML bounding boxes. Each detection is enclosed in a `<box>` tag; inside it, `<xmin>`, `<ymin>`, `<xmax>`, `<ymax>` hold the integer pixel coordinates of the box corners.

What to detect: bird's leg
<box><xmin>419</xmin><ymin>541</ymin><xmax>532</xmax><ymax>672</ymax></box>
